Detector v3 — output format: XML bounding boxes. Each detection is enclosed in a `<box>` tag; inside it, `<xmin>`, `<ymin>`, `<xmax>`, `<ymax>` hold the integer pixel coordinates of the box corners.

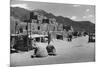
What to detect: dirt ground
<box><xmin>10</xmin><ymin>36</ymin><xmax>95</xmax><ymax>67</ymax></box>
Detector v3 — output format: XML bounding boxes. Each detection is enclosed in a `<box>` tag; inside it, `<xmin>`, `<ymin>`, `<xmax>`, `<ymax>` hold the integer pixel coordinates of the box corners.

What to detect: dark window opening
<box><xmin>35</xmin><ymin>37</ymin><xmax>40</xmax><ymax>42</ymax></box>
<box><xmin>42</xmin><ymin>19</ymin><xmax>49</xmax><ymax>24</ymax></box>
<box><xmin>38</xmin><ymin>26</ymin><xmax>40</xmax><ymax>30</ymax></box>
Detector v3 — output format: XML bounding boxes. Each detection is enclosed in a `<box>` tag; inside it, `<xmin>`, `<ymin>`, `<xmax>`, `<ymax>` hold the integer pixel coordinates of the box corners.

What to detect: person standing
<box><xmin>48</xmin><ymin>31</ymin><xmax>51</xmax><ymax>45</ymax></box>
<box><xmin>46</xmin><ymin>31</ymin><xmax>56</xmax><ymax>56</ymax></box>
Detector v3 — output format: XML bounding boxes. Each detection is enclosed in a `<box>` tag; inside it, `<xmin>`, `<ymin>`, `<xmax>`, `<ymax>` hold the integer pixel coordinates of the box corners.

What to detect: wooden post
<box><xmin>27</xmin><ymin>21</ymin><xmax>29</xmax><ymax>51</ymax></box>
<box><xmin>15</xmin><ymin>21</ymin><xmax>18</xmax><ymax>46</ymax></box>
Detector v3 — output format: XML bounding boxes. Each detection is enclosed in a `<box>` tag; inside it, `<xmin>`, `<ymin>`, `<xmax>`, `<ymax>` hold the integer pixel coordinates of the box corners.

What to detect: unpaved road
<box><xmin>10</xmin><ymin>36</ymin><xmax>95</xmax><ymax>67</ymax></box>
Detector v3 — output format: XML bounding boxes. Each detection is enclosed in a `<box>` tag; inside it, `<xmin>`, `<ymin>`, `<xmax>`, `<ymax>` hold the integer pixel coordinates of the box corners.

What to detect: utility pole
<box><xmin>28</xmin><ymin>12</ymin><xmax>33</xmax><ymax>51</ymax></box>
<box><xmin>26</xmin><ymin>21</ymin><xmax>29</xmax><ymax>51</ymax></box>
<box><xmin>30</xmin><ymin>12</ymin><xmax>34</xmax><ymax>38</ymax></box>
<box><xmin>15</xmin><ymin>21</ymin><xmax>18</xmax><ymax>46</ymax></box>
<box><xmin>30</xmin><ymin>20</ymin><xmax>31</xmax><ymax>40</ymax></box>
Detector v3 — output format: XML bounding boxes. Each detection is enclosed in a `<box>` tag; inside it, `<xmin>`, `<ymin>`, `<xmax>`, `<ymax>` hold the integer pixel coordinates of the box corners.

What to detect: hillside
<box><xmin>10</xmin><ymin>7</ymin><xmax>95</xmax><ymax>33</ymax></box>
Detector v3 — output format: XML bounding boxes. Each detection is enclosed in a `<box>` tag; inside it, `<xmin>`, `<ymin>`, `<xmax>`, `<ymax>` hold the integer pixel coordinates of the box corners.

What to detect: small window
<box><xmin>38</xmin><ymin>26</ymin><xmax>40</xmax><ymax>30</ymax></box>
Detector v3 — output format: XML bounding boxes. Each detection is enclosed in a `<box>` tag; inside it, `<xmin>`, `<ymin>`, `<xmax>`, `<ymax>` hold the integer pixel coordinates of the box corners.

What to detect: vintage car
<box><xmin>10</xmin><ymin>34</ymin><xmax>33</xmax><ymax>52</ymax></box>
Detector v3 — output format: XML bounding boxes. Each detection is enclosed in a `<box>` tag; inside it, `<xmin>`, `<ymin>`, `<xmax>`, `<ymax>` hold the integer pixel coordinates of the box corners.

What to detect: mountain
<box><xmin>10</xmin><ymin>7</ymin><xmax>95</xmax><ymax>33</ymax></box>
<box><xmin>10</xmin><ymin>7</ymin><xmax>30</xmax><ymax>22</ymax></box>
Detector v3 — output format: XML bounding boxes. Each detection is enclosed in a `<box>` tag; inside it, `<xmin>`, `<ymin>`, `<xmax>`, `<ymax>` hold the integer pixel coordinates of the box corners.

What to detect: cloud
<box><xmin>71</xmin><ymin>16</ymin><xmax>77</xmax><ymax>20</ymax></box>
<box><xmin>73</xmin><ymin>4</ymin><xmax>80</xmax><ymax>7</ymax></box>
<box><xmin>11</xmin><ymin>4</ymin><xmax>28</xmax><ymax>9</ymax></box>
<box><xmin>88</xmin><ymin>15</ymin><xmax>94</xmax><ymax>17</ymax></box>
<box><xmin>82</xmin><ymin>15</ymin><xmax>95</xmax><ymax>23</ymax></box>
<box><xmin>86</xmin><ymin>9</ymin><xmax>90</xmax><ymax>12</ymax></box>
<box><xmin>83</xmin><ymin>15</ymin><xmax>94</xmax><ymax>19</ymax></box>
<box><xmin>83</xmin><ymin>16</ymin><xmax>87</xmax><ymax>18</ymax></box>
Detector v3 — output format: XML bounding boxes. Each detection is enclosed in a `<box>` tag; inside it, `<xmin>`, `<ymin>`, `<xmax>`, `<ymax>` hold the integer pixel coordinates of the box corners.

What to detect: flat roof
<box><xmin>29</xmin><ymin>34</ymin><xmax>48</xmax><ymax>38</ymax></box>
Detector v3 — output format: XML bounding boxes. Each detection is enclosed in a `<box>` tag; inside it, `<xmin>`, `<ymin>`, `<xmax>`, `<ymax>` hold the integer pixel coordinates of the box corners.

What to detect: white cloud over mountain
<box><xmin>71</xmin><ymin>16</ymin><xmax>77</xmax><ymax>20</ymax></box>
<box><xmin>11</xmin><ymin>4</ymin><xmax>28</xmax><ymax>9</ymax></box>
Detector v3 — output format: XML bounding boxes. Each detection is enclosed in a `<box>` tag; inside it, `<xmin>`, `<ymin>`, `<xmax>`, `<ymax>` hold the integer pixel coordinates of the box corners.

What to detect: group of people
<box><xmin>31</xmin><ymin>32</ymin><xmax>56</xmax><ymax>58</ymax></box>
<box><xmin>31</xmin><ymin>43</ymin><xmax>56</xmax><ymax>58</ymax></box>
<box><xmin>67</xmin><ymin>31</ymin><xmax>89</xmax><ymax>42</ymax></box>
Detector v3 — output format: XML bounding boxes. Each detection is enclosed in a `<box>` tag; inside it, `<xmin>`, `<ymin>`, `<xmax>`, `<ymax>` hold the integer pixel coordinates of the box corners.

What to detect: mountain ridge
<box><xmin>10</xmin><ymin>7</ymin><xmax>95</xmax><ymax>33</ymax></box>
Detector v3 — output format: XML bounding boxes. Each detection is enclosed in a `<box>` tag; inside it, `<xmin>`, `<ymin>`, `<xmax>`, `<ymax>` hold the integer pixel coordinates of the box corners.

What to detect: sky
<box><xmin>10</xmin><ymin>0</ymin><xmax>95</xmax><ymax>23</ymax></box>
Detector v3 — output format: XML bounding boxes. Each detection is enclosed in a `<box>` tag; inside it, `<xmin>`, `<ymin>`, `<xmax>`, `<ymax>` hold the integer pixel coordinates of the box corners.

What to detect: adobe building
<box><xmin>10</xmin><ymin>12</ymin><xmax>74</xmax><ymax>40</ymax></box>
